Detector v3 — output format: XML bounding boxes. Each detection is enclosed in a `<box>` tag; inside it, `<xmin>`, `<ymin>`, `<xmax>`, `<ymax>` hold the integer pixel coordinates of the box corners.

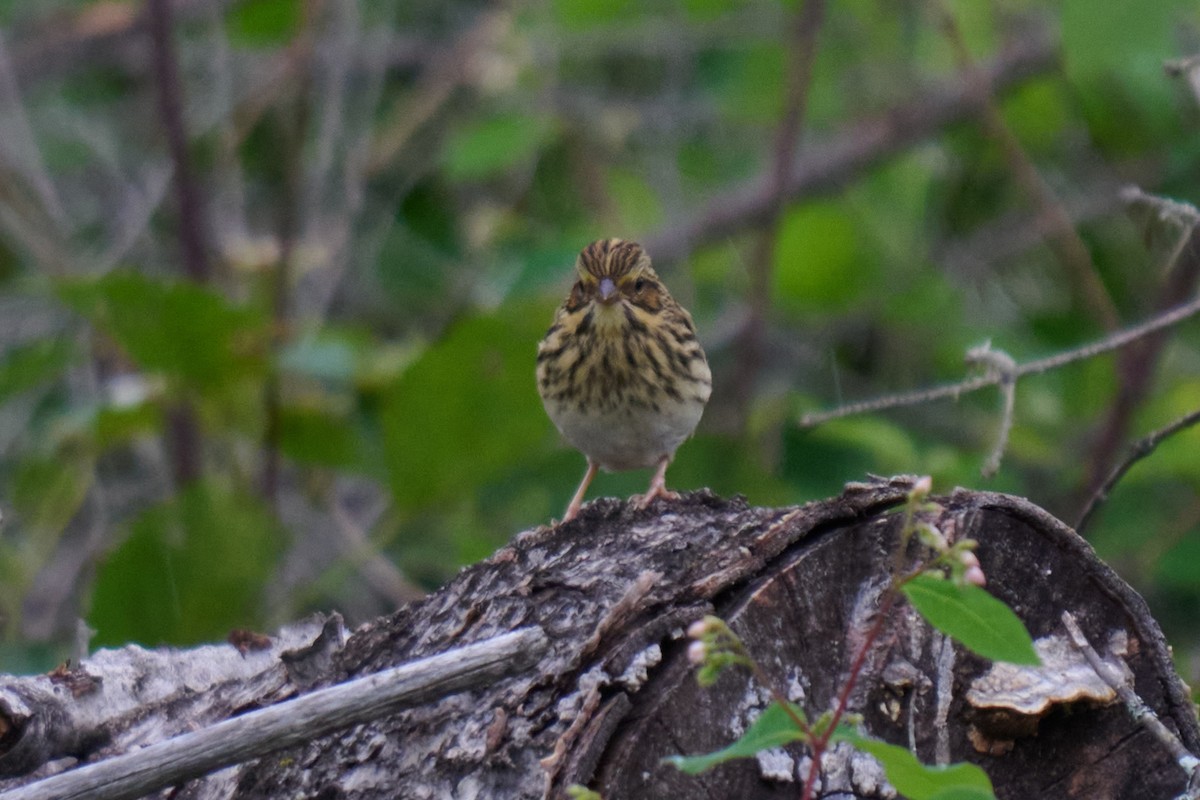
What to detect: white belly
<box><xmin>544</xmin><ymin>395</ymin><xmax>705</xmax><ymax>471</ymax></box>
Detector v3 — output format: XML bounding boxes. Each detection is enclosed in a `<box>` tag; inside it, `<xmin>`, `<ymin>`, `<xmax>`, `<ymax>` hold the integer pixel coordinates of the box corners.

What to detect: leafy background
<box><xmin>0</xmin><ymin>0</ymin><xmax>1198</xmax><ymax>682</ymax></box>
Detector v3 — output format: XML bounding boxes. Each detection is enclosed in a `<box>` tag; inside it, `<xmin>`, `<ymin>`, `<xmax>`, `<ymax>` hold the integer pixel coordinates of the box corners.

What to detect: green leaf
<box><xmin>378</xmin><ymin>305</ymin><xmax>552</xmax><ymax>511</ymax></box>
<box><xmin>703</xmin><ymin>43</ymin><xmax>785</xmax><ymax>123</ymax></box>
<box><xmin>58</xmin><ymin>272</ymin><xmax>266</xmax><ymax>391</ymax></box>
<box><xmin>1154</xmin><ymin>533</ymin><xmax>1200</xmax><ymax>590</ymax></box>
<box><xmin>928</xmin><ymin>788</ymin><xmax>999</xmax><ymax>800</ymax></box>
<box><xmin>606</xmin><ymin>168</ymin><xmax>664</xmax><ymax>235</ymax></box>
<box><xmin>773</xmin><ymin>202</ymin><xmax>874</xmax><ymax>314</ymax></box>
<box><xmin>11</xmin><ymin>456</ymin><xmax>93</xmax><ymax>543</ymax></box>
<box><xmin>838</xmin><ymin>732</ymin><xmax>995</xmax><ymax>800</ymax></box>
<box><xmin>443</xmin><ymin>114</ymin><xmax>550</xmax><ymax>180</ymax></box>
<box><xmin>227</xmin><ymin>0</ymin><xmax>301</xmax><ymax>46</ymax></box>
<box><xmin>552</xmin><ymin>0</ymin><xmax>633</xmax><ymax>30</ymax></box>
<box><xmin>278</xmin><ymin>403</ymin><xmax>364</xmax><ymax>469</ymax></box>
<box><xmin>664</xmin><ymin>701</ymin><xmax>806</xmax><ymax>775</ymax></box>
<box><xmin>1062</xmin><ymin>0</ymin><xmax>1190</xmax><ymax>80</ymax></box>
<box><xmin>0</xmin><ymin>339</ymin><xmax>74</xmax><ymax>403</ymax></box>
<box><xmin>89</xmin><ymin>481</ymin><xmax>282</xmax><ymax>646</ymax></box>
<box><xmin>565</xmin><ymin>786</ymin><xmax>604</xmax><ymax>800</ymax></box>
<box><xmin>92</xmin><ymin>402</ymin><xmax>163</xmax><ymax>450</ymax></box>
<box><xmin>681</xmin><ymin>0</ymin><xmax>737</xmax><ymax>21</ymax></box>
<box><xmin>902</xmin><ymin>574</ymin><xmax>1040</xmax><ymax>665</ymax></box>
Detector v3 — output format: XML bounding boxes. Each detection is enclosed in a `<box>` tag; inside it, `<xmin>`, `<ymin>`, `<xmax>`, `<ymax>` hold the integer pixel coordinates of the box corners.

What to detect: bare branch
<box><xmin>801</xmin><ymin>291</ymin><xmax>1200</xmax><ymax>430</ymax></box>
<box><xmin>147</xmin><ymin>0</ymin><xmax>211</xmax><ymax>283</ymax></box>
<box><xmin>1077</xmin><ymin>408</ymin><xmax>1200</xmax><ymax>533</ymax></box>
<box><xmin>329</xmin><ymin>488</ymin><xmax>426</xmax><ymax>605</ymax></box>
<box><xmin>1061</xmin><ymin>611</ymin><xmax>1200</xmax><ymax>797</ymax></box>
<box><xmin>147</xmin><ymin>0</ymin><xmax>210</xmax><ymax>487</ymax></box>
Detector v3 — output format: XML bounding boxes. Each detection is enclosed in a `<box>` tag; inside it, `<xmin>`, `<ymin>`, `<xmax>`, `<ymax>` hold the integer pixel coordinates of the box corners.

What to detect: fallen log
<box><xmin>0</xmin><ymin>477</ymin><xmax>1192</xmax><ymax>799</ymax></box>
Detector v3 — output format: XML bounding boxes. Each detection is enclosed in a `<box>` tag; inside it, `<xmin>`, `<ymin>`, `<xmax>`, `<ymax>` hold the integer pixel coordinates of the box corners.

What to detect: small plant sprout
<box><xmin>685</xmin><ymin>616</ymin><xmax>755</xmax><ymax>688</ymax></box>
<box><xmin>959</xmin><ymin>549</ymin><xmax>988</xmax><ymax>587</ymax></box>
<box><xmin>668</xmin><ymin>478</ymin><xmax>1039</xmax><ymax>799</ymax></box>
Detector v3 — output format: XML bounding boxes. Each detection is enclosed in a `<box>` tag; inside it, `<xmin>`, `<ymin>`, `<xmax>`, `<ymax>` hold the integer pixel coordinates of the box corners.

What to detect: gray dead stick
<box><xmin>0</xmin><ymin>627</ymin><xmax>547</xmax><ymax>800</ymax></box>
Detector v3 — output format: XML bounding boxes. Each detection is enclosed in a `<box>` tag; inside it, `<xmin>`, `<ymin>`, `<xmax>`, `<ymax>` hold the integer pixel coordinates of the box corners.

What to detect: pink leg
<box><xmin>563</xmin><ymin>460</ymin><xmax>600</xmax><ymax>522</ymax></box>
<box><xmin>635</xmin><ymin>454</ymin><xmax>679</xmax><ymax>509</ymax></box>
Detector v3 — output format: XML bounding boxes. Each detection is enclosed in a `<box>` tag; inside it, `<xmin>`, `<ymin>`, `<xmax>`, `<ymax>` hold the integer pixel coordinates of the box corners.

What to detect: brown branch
<box><xmin>147</xmin><ymin>0</ymin><xmax>211</xmax><ymax>487</ymax></box>
<box><xmin>164</xmin><ymin>404</ymin><xmax>202</xmax><ymax>486</ymax></box>
<box><xmin>642</xmin><ymin>23</ymin><xmax>1059</xmax><ymax>265</ymax></box>
<box><xmin>934</xmin><ymin>5</ymin><xmax>1119</xmax><ymax>330</ymax></box>
<box><xmin>147</xmin><ymin>0</ymin><xmax>211</xmax><ymax>284</ymax></box>
<box><xmin>1082</xmin><ymin>212</ymin><xmax>1200</xmax><ymax>509</ymax></box>
<box><xmin>728</xmin><ymin>0</ymin><xmax>825</xmax><ymax>427</ymax></box>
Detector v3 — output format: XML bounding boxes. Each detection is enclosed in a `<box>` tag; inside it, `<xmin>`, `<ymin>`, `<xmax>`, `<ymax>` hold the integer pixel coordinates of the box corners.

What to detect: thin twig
<box><xmin>800</xmin><ymin>486</ymin><xmax>933</xmax><ymax>799</ymax></box>
<box><xmin>0</xmin><ymin>627</ymin><xmax>548</xmax><ymax>800</ymax></box>
<box><xmin>934</xmin><ymin>3</ymin><xmax>1118</xmax><ymax>330</ymax></box>
<box><xmin>0</xmin><ymin>33</ymin><xmax>67</xmax><ymax>230</ymax></box>
<box><xmin>1077</xmin><ymin>408</ymin><xmax>1200</xmax><ymax>533</ymax></box>
<box><xmin>802</xmin><ymin>587</ymin><xmax>899</xmax><ymax>800</ymax></box>
<box><xmin>1061</xmin><ymin>611</ymin><xmax>1200</xmax><ymax>798</ymax></box>
<box><xmin>801</xmin><ymin>291</ymin><xmax>1200</xmax><ymax>428</ymax></box>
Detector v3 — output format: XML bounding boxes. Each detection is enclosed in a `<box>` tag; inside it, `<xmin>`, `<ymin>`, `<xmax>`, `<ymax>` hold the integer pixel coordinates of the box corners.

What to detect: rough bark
<box><xmin>0</xmin><ymin>477</ymin><xmax>1194</xmax><ymax>800</ymax></box>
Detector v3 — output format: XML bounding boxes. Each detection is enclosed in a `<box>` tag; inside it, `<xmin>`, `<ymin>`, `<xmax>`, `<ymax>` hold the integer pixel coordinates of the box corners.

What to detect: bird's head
<box><xmin>566</xmin><ymin>239</ymin><xmax>668</xmax><ymax>322</ymax></box>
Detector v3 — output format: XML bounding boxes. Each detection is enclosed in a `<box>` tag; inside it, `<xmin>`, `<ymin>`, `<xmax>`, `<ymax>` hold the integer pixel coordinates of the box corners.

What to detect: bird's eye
<box><xmin>634</xmin><ymin>278</ymin><xmax>647</xmax><ymax>293</ymax></box>
<box><xmin>567</xmin><ymin>281</ymin><xmax>586</xmax><ymax>309</ymax></box>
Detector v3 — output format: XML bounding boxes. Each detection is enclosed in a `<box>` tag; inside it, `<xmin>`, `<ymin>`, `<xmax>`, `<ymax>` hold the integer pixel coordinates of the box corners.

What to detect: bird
<box><xmin>537</xmin><ymin>238</ymin><xmax>712</xmax><ymax>522</ymax></box>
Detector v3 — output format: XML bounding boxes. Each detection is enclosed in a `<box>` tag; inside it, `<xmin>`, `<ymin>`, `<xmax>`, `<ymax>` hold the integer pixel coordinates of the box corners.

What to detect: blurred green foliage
<box><xmin>0</xmin><ymin>0</ymin><xmax>1195</xmax><ymax>683</ymax></box>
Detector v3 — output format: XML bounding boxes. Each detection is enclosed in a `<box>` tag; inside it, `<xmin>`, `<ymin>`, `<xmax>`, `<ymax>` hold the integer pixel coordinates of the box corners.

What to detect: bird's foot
<box><xmin>633</xmin><ymin>487</ymin><xmax>680</xmax><ymax>510</ymax></box>
<box><xmin>633</xmin><ymin>477</ymin><xmax>679</xmax><ymax>510</ymax></box>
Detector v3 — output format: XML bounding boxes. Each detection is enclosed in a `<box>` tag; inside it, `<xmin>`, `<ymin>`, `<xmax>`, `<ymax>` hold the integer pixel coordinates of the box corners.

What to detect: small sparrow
<box><xmin>537</xmin><ymin>239</ymin><xmax>711</xmax><ymax>522</ymax></box>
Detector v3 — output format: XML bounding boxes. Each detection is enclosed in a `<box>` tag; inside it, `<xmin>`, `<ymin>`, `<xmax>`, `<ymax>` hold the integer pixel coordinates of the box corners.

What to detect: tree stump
<box><xmin>0</xmin><ymin>477</ymin><xmax>1194</xmax><ymax>799</ymax></box>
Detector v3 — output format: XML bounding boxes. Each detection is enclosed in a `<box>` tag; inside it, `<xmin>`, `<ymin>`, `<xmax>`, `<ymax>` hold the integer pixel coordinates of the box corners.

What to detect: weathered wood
<box><xmin>0</xmin><ymin>478</ymin><xmax>1192</xmax><ymax>799</ymax></box>
<box><xmin>0</xmin><ymin>628</ymin><xmax>546</xmax><ymax>800</ymax></box>
<box><xmin>0</xmin><ymin>615</ymin><xmax>333</xmax><ymax>781</ymax></box>
<box><xmin>592</xmin><ymin>487</ymin><xmax>1199</xmax><ymax>799</ymax></box>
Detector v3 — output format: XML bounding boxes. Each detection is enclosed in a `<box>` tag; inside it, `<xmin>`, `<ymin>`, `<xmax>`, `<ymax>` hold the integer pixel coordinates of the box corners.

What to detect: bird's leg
<box><xmin>635</xmin><ymin>454</ymin><xmax>679</xmax><ymax>509</ymax></box>
<box><xmin>563</xmin><ymin>459</ymin><xmax>600</xmax><ymax>522</ymax></box>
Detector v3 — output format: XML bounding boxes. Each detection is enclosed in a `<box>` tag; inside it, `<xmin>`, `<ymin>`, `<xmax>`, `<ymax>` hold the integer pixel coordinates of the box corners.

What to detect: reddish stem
<box><xmin>801</xmin><ymin>586</ymin><xmax>900</xmax><ymax>800</ymax></box>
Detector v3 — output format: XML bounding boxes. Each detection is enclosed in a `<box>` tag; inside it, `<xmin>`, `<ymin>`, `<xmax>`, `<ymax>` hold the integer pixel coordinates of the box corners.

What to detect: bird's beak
<box><xmin>598</xmin><ymin>277</ymin><xmax>618</xmax><ymax>305</ymax></box>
